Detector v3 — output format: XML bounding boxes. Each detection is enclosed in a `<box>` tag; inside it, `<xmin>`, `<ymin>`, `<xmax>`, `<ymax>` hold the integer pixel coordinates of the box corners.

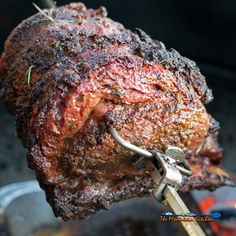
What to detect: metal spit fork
<box><xmin>109</xmin><ymin>127</ymin><xmax>206</xmax><ymax>236</ymax></box>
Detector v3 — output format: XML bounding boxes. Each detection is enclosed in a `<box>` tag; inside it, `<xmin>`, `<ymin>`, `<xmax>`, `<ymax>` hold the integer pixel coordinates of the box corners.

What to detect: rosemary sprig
<box><xmin>32</xmin><ymin>2</ymin><xmax>78</xmax><ymax>25</ymax></box>
<box><xmin>32</xmin><ymin>3</ymin><xmax>54</xmax><ymax>22</ymax></box>
<box><xmin>32</xmin><ymin>18</ymin><xmax>51</xmax><ymax>25</ymax></box>
<box><xmin>24</xmin><ymin>65</ymin><xmax>34</xmax><ymax>86</ymax></box>
<box><xmin>55</xmin><ymin>41</ymin><xmax>60</xmax><ymax>48</ymax></box>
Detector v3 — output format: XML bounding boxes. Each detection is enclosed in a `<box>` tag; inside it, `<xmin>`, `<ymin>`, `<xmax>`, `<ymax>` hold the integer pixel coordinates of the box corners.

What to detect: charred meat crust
<box><xmin>0</xmin><ymin>3</ymin><xmax>233</xmax><ymax>220</ymax></box>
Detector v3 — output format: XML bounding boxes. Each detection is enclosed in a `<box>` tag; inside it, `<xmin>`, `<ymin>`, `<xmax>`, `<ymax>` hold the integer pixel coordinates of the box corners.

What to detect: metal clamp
<box><xmin>109</xmin><ymin>127</ymin><xmax>192</xmax><ymax>202</ymax></box>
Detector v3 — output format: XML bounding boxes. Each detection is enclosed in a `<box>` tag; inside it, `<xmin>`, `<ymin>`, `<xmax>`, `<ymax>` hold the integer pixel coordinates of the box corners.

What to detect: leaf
<box><xmin>24</xmin><ymin>65</ymin><xmax>34</xmax><ymax>86</ymax></box>
<box><xmin>32</xmin><ymin>3</ymin><xmax>54</xmax><ymax>22</ymax></box>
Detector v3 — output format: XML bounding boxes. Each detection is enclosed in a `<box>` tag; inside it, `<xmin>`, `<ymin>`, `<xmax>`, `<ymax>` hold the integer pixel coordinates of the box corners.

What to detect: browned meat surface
<box><xmin>0</xmin><ymin>3</ymin><xmax>233</xmax><ymax>220</ymax></box>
